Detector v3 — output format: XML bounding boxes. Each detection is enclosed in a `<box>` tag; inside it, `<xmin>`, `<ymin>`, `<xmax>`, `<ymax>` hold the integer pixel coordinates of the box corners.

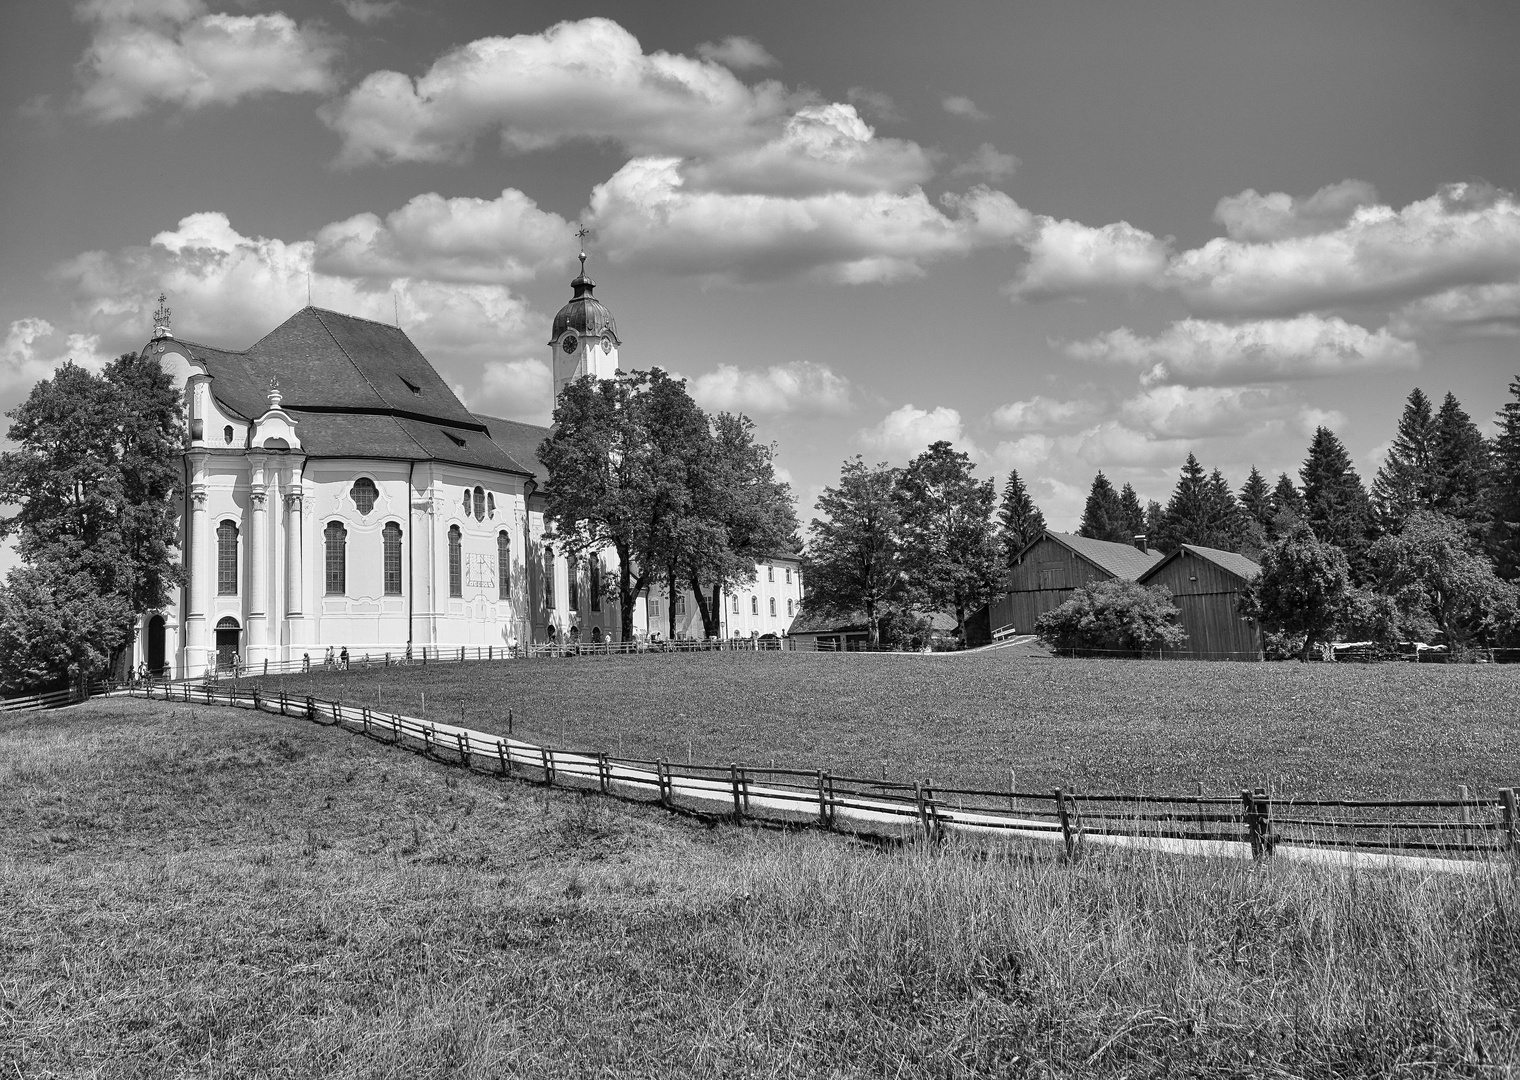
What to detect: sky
<box><xmin>4</xmin><ymin>0</ymin><xmax>1520</xmax><ymax>543</ymax></box>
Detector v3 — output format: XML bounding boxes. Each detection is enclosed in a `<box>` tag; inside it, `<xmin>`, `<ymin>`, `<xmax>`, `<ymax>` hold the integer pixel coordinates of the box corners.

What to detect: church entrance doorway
<box><xmin>214</xmin><ymin>617</ymin><xmax>241</xmax><ymax>673</ymax></box>
<box><xmin>147</xmin><ymin>615</ymin><xmax>166</xmax><ymax>675</ymax></box>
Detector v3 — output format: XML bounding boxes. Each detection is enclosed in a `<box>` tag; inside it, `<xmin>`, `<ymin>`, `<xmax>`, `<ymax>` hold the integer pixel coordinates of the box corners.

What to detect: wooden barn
<box><xmin>1138</xmin><ymin>544</ymin><xmax>1263</xmax><ymax>661</ymax></box>
<box><xmin>987</xmin><ymin>532</ymin><xmax>1164</xmax><ymax>637</ymax></box>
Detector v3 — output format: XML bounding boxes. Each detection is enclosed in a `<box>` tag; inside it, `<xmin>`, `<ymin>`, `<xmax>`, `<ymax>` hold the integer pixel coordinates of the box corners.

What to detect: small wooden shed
<box><xmin>988</xmin><ymin>532</ymin><xmax>1164</xmax><ymax>637</ymax></box>
<box><xmin>1138</xmin><ymin>544</ymin><xmax>1263</xmax><ymax>661</ymax></box>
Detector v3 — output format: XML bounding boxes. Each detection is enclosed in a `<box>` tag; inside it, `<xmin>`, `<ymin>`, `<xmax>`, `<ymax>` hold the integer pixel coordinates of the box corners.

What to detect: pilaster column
<box><xmin>184</xmin><ymin>482</ymin><xmax>209</xmax><ymax>676</ymax></box>
<box><xmin>248</xmin><ymin>490</ymin><xmax>269</xmax><ymax>655</ymax></box>
<box><xmin>285</xmin><ymin>486</ymin><xmax>304</xmax><ymax>651</ymax></box>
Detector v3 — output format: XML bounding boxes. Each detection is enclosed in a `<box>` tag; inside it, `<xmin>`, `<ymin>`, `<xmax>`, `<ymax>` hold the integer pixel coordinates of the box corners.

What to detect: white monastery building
<box><xmin>135</xmin><ymin>265</ymin><xmax>800</xmax><ymax>678</ymax></box>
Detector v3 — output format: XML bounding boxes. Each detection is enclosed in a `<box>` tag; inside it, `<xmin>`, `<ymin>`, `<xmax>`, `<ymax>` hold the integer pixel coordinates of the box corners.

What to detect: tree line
<box><xmin>801</xmin><ymin>381</ymin><xmax>1520</xmax><ymax>659</ymax></box>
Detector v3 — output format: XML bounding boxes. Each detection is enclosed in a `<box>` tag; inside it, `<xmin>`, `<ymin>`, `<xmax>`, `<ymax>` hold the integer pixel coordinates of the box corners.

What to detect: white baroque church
<box><xmin>134</xmin><ymin>263</ymin><xmax>801</xmax><ymax>678</ymax></box>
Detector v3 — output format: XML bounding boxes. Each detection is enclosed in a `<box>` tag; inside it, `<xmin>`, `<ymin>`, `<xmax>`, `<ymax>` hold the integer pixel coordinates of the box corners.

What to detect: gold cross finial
<box><xmin>152</xmin><ymin>293</ymin><xmax>172</xmax><ymax>338</ymax></box>
<box><xmin>575</xmin><ymin>224</ymin><xmax>594</xmax><ymax>274</ymax></box>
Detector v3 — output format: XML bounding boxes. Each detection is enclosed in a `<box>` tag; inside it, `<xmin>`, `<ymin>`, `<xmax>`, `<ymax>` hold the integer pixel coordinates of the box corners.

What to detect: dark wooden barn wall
<box><xmin>1147</xmin><ymin>552</ymin><xmax>1263</xmax><ymax>661</ymax></box>
<box><xmin>989</xmin><ymin>536</ymin><xmax>1118</xmax><ymax>635</ymax></box>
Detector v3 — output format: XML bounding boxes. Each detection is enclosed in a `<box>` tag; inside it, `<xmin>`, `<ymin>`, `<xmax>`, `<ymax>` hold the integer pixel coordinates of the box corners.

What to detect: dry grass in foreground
<box><xmin>3</xmin><ymin>697</ymin><xmax>1518</xmax><ymax>1078</ymax></box>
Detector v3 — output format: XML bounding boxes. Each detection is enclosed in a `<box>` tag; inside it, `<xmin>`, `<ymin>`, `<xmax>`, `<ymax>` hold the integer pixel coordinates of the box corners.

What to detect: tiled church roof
<box><xmin>474</xmin><ymin>415</ymin><xmax>551</xmax><ymax>484</ymax></box>
<box><xmin>180</xmin><ymin>307</ymin><xmax>539</xmax><ymax>476</ymax></box>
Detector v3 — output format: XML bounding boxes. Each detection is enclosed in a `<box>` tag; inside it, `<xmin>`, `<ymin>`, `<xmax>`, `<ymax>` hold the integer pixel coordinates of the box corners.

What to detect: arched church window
<box><xmin>497</xmin><ymin>532</ymin><xmax>511</xmax><ymax>601</ymax></box>
<box><xmin>769</xmin><ymin>597</ymin><xmax>777</xmax><ymax>617</ymax></box>
<box><xmin>568</xmin><ymin>560</ymin><xmax>580</xmax><ymax>611</ymax></box>
<box><xmin>543</xmin><ymin>547</ymin><xmax>555</xmax><ymax>610</ymax></box>
<box><xmin>463</xmin><ymin>487</ymin><xmax>472</xmax><ymax>516</ymax></box>
<box><xmin>350</xmin><ymin>477</ymin><xmax>378</xmax><ymax>516</ymax></box>
<box><xmin>216</xmin><ymin>520</ymin><xmax>238</xmax><ymax>595</ymax></box>
<box><xmin>448</xmin><ymin>525</ymin><xmax>462</xmax><ymax>598</ymax></box>
<box><xmin>589</xmin><ymin>556</ymin><xmax>601</xmax><ymax>612</ymax></box>
<box><xmin>223</xmin><ymin>426</ymin><xmax>234</xmax><ymax>445</ymax></box>
<box><xmin>487</xmin><ymin>492</ymin><xmax>495</xmax><ymax>518</ymax></box>
<box><xmin>473</xmin><ymin>486</ymin><xmax>485</xmax><ymax>522</ymax></box>
<box><xmin>383</xmin><ymin>522</ymin><xmax>402</xmax><ymax>596</ymax></box>
<box><xmin>324</xmin><ymin>522</ymin><xmax>347</xmax><ymax>595</ymax></box>
<box><xmin>751</xmin><ymin>596</ymin><xmax>758</xmax><ymax>616</ymax></box>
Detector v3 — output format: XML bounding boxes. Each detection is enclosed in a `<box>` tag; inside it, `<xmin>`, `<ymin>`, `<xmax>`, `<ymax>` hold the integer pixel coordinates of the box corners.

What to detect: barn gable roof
<box><xmin>1140</xmin><ymin>544</ymin><xmax>1261</xmax><ymax>585</ymax></box>
<box><xmin>1019</xmin><ymin>531</ymin><xmax>1164</xmax><ymax>580</ymax></box>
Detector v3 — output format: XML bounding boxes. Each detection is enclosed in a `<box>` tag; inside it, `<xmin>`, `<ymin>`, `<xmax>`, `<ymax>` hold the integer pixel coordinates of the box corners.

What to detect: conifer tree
<box><xmin>1155</xmin><ymin>454</ymin><xmax>1208</xmax><ymax>552</ymax></box>
<box><xmin>1370</xmin><ymin>387</ymin><xmax>1437</xmax><ymax>529</ymax></box>
<box><xmin>1238</xmin><ymin>466</ymin><xmax>1273</xmax><ymax>558</ymax></box>
<box><xmin>1488</xmin><ymin>376</ymin><xmax>1520</xmax><ymax>579</ymax></box>
<box><xmin>996</xmin><ymin>469</ymin><xmax>1046</xmax><ymax>578</ymax></box>
<box><xmin>1143</xmin><ymin>500</ymin><xmax>1165</xmax><ymax>545</ymax></box>
<box><xmin>1300</xmin><ymin>426</ymin><xmax>1376</xmax><ymax>578</ymax></box>
<box><xmin>1078</xmin><ymin>471</ymin><xmax>1127</xmax><ymax>544</ymax></box>
<box><xmin>1118</xmin><ymin>483</ymin><xmax>1146</xmax><ymax>543</ymax></box>
<box><xmin>1206</xmin><ymin>469</ymin><xmax>1245</xmax><ymax>551</ymax></box>
<box><xmin>1270</xmin><ymin>472</ymin><xmax>1306</xmax><ymax>533</ymax></box>
<box><xmin>1430</xmin><ymin>391</ymin><xmax>1488</xmax><ymax>531</ymax></box>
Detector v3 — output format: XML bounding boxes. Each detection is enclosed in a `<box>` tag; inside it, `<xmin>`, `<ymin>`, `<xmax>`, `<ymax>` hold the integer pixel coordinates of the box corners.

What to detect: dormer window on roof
<box><xmin>400</xmin><ymin>376</ymin><xmax>421</xmax><ymax>396</ymax></box>
<box><xmin>443</xmin><ymin>430</ymin><xmax>466</xmax><ymax>447</ymax></box>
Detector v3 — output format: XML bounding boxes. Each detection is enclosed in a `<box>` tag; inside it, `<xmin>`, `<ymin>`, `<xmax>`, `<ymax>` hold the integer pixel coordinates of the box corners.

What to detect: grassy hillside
<box><xmin>253</xmin><ymin>652</ymin><xmax>1520</xmax><ymax>799</ymax></box>
<box><xmin>4</xmin><ymin>696</ymin><xmax>1518</xmax><ymax>1077</ymax></box>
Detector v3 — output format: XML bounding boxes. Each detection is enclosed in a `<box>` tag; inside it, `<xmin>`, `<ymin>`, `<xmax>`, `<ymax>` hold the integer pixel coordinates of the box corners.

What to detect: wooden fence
<box><xmin>122</xmin><ymin>682</ymin><xmax>1515</xmax><ymax>871</ymax></box>
<box><xmin>0</xmin><ymin>681</ymin><xmax>111</xmax><ymax>713</ymax></box>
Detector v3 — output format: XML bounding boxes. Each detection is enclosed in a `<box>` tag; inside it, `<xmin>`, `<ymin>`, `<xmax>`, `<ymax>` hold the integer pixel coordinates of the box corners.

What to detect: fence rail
<box><xmin>121</xmin><ymin>682</ymin><xmax>1515</xmax><ymax>871</ymax></box>
<box><xmin>0</xmin><ymin>681</ymin><xmax>112</xmax><ymax>713</ymax></box>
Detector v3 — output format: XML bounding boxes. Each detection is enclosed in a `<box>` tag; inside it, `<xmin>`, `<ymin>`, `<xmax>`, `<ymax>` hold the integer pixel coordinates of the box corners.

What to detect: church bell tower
<box><xmin>549</xmin><ymin>249</ymin><xmax>621</xmax><ymax>403</ymax></box>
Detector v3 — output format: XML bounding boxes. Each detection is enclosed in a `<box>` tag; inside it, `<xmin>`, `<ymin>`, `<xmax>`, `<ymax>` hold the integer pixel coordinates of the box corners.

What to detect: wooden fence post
<box><xmin>1502</xmin><ymin>788</ymin><xmax>1517</xmax><ymax>854</ymax></box>
<box><xmin>1257</xmin><ymin>787</ymin><xmax>1275</xmax><ymax>857</ymax></box>
<box><xmin>252</xmin><ymin>687</ymin><xmax>261</xmax><ymax>711</ymax></box>
<box><xmin>730</xmin><ymin>762</ymin><xmax>743</xmax><ymax>822</ymax></box>
<box><xmin>657</xmin><ymin>758</ymin><xmax>669</xmax><ymax>806</ymax></box>
<box><xmin>422</xmin><ymin>725</ymin><xmax>433</xmax><ymax>756</ymax></box>
<box><xmin>1056</xmin><ymin>788</ymin><xmax>1074</xmax><ymax>859</ymax></box>
<box><xmin>914</xmin><ymin>781</ymin><xmax>931</xmax><ymax>842</ymax></box>
<box><xmin>542</xmin><ymin>746</ymin><xmax>554</xmax><ymax>787</ymax></box>
<box><xmin>305</xmin><ymin>696</ymin><xmax>315</xmax><ymax>721</ymax></box>
<box><xmin>1242</xmin><ymin>789</ymin><xmax>1262</xmax><ymax>859</ymax></box>
<box><xmin>456</xmin><ymin>731</ymin><xmax>470</xmax><ymax>768</ymax></box>
<box><xmin>817</xmin><ymin>768</ymin><xmax>829</xmax><ymax>828</ymax></box>
<box><xmin>599</xmin><ymin>752</ymin><xmax>610</xmax><ymax>795</ymax></box>
<box><xmin>391</xmin><ymin>714</ymin><xmax>401</xmax><ymax>742</ymax></box>
<box><xmin>1459</xmin><ymin>784</ymin><xmax>1472</xmax><ymax>850</ymax></box>
<box><xmin>496</xmin><ymin>739</ymin><xmax>508</xmax><ymax>776</ymax></box>
<box><xmin>361</xmin><ymin>706</ymin><xmax>371</xmax><ymax>736</ymax></box>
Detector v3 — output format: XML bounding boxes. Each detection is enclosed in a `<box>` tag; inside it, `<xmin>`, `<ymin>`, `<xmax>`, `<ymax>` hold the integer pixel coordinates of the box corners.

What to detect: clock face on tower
<box><xmin>601</xmin><ymin>336</ymin><xmax>612</xmax><ymax>354</ymax></box>
<box><xmin>561</xmin><ymin>334</ymin><xmax>578</xmax><ymax>353</ymax></box>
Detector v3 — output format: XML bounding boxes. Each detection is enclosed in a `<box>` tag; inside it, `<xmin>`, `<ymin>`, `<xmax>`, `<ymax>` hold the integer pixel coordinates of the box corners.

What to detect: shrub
<box><xmin>1035</xmin><ymin>578</ymin><xmax>1186</xmax><ymax>657</ymax></box>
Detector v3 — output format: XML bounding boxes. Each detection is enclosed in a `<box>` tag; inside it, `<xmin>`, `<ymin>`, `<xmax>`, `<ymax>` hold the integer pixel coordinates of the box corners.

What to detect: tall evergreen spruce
<box><xmin>1270</xmin><ymin>472</ymin><xmax>1306</xmax><ymax>534</ymax></box>
<box><xmin>1118</xmin><ymin>483</ymin><xmax>1146</xmax><ymax>542</ymax></box>
<box><xmin>1430</xmin><ymin>391</ymin><xmax>1489</xmax><ymax>531</ymax></box>
<box><xmin>1156</xmin><ymin>454</ymin><xmax>1209</xmax><ymax>553</ymax></box>
<box><xmin>996</xmin><ymin>469</ymin><xmax>1046</xmax><ymax>577</ymax></box>
<box><xmin>1488</xmin><ymin>376</ymin><xmax>1520</xmax><ymax>579</ymax></box>
<box><xmin>1300</xmin><ymin>426</ymin><xmax>1376</xmax><ymax>578</ymax></box>
<box><xmin>1238</xmin><ymin>466</ymin><xmax>1273</xmax><ymax>558</ymax></box>
<box><xmin>1370</xmin><ymin>387</ymin><xmax>1437</xmax><ymax>529</ymax></box>
<box><xmin>1078</xmin><ymin>471</ymin><xmax>1128</xmax><ymax>544</ymax></box>
<box><xmin>1206</xmin><ymin>469</ymin><xmax>1245</xmax><ymax>551</ymax></box>
<box><xmin>1143</xmin><ymin>500</ymin><xmax>1165</xmax><ymax>545</ymax></box>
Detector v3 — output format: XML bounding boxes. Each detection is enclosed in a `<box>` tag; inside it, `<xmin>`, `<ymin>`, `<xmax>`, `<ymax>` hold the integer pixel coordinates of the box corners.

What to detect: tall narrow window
<box><xmin>787</xmin><ymin>598</ymin><xmax>794</xmax><ymax>617</ymax></box>
<box><xmin>769</xmin><ymin>597</ymin><xmax>777</xmax><ymax>617</ymax></box>
<box><xmin>383</xmin><ymin>522</ymin><xmax>403</xmax><ymax>595</ymax></box>
<box><xmin>473</xmin><ymin>486</ymin><xmax>485</xmax><ymax>522</ymax></box>
<box><xmin>767</xmin><ymin>565</ymin><xmax>774</xmax><ymax>582</ymax></box>
<box><xmin>750</xmin><ymin>596</ymin><xmax>758</xmax><ymax>615</ymax></box>
<box><xmin>731</xmin><ymin>594</ymin><xmax>739</xmax><ymax>614</ymax></box>
<box><xmin>324</xmin><ymin>521</ymin><xmax>346</xmax><ymax>595</ymax></box>
<box><xmin>487</xmin><ymin>492</ymin><xmax>495</xmax><ymax>519</ymax></box>
<box><xmin>568</xmin><ymin>560</ymin><xmax>580</xmax><ymax>610</ymax></box>
<box><xmin>673</xmin><ymin>593</ymin><xmax>685</xmax><ymax>616</ymax></box>
<box><xmin>497</xmin><ymin>532</ymin><xmax>511</xmax><ymax>600</ymax></box>
<box><xmin>448</xmin><ymin>525</ymin><xmax>462</xmax><ymax>597</ymax></box>
<box><xmin>216</xmin><ymin>520</ymin><xmax>238</xmax><ymax>595</ymax></box>
<box><xmin>785</xmin><ymin>568</ymin><xmax>792</xmax><ymax>585</ymax></box>
<box><xmin>543</xmin><ymin>548</ymin><xmax>555</xmax><ymax>609</ymax></box>
<box><xmin>589</xmin><ymin>557</ymin><xmax>601</xmax><ymax>612</ymax></box>
<box><xmin>350</xmin><ymin>477</ymin><xmax>378</xmax><ymax>516</ymax></box>
<box><xmin>463</xmin><ymin>487</ymin><xmax>472</xmax><ymax>516</ymax></box>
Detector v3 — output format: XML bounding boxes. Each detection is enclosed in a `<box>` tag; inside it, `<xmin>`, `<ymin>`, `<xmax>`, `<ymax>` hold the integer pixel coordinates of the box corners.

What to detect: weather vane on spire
<box><xmin>575</xmin><ymin>224</ymin><xmax>594</xmax><ymax>275</ymax></box>
<box><xmin>152</xmin><ymin>293</ymin><xmax>173</xmax><ymax>339</ymax></box>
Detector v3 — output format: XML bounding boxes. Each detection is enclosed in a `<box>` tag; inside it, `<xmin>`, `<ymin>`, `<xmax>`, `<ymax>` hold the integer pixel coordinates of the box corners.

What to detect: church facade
<box><xmin>135</xmin><ymin>267</ymin><xmax>798</xmax><ymax>678</ymax></box>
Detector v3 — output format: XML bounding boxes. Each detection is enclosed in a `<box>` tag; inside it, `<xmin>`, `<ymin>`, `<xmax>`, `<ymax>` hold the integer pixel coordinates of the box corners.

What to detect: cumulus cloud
<box><xmin>695</xmin><ymin>35</ymin><xmax>777</xmax><ymax>70</ymax></box>
<box><xmin>587</xmin><ymin>161</ymin><xmax>1030</xmax><ymax>284</ymax></box>
<box><xmin>859</xmin><ymin>404</ymin><xmax>977</xmax><ymax>458</ymax></box>
<box><xmin>338</xmin><ymin>0</ymin><xmax>401</xmax><ymax>25</ymax></box>
<box><xmin>0</xmin><ymin>318</ymin><xmax>112</xmax><ymax>396</ymax></box>
<box><xmin>1213</xmin><ymin>179</ymin><xmax>1380</xmax><ymax>242</ymax></box>
<box><xmin>472</xmin><ymin>359</ymin><xmax>553</xmax><ymax>424</ymax></box>
<box><xmin>322</xmin><ymin>17</ymin><xmax>794</xmax><ymax>166</ymax></box>
<box><xmin>1009</xmin><ymin>217</ymin><xmax>1172</xmax><ymax>300</ymax></box>
<box><xmin>942</xmin><ymin>95</ymin><xmax>989</xmax><ymax>121</ymax></box>
<box><xmin>1063</xmin><ymin>315</ymin><xmax>1420</xmax><ymax>386</ymax></box>
<box><xmin>680</xmin><ymin>104</ymin><xmax>936</xmax><ymax>197</ymax></box>
<box><xmin>990</xmin><ymin>395</ymin><xmax>1098</xmax><ymax>431</ymax></box>
<box><xmin>690</xmin><ymin>361</ymin><xmax>853</xmax><ymax>416</ymax></box>
<box><xmin>845</xmin><ymin>86</ymin><xmax>902</xmax><ymax>123</ymax></box>
<box><xmin>51</xmin><ymin>212</ymin><xmax>541</xmax><ymax>371</ymax></box>
<box><xmin>76</xmin><ymin>0</ymin><xmax>337</xmax><ymax>121</ymax></box>
<box><xmin>1390</xmin><ymin>282</ymin><xmax>1520</xmax><ymax>339</ymax></box>
<box><xmin>314</xmin><ymin>188</ymin><xmax>572</xmax><ymax>285</ymax></box>
<box><xmin>951</xmin><ymin>142</ymin><xmax>1018</xmax><ymax>180</ymax></box>
<box><xmin>1171</xmin><ymin>182</ymin><xmax>1520</xmax><ymax>316</ymax></box>
<box><xmin>1118</xmin><ymin>384</ymin><xmax>1291</xmax><ymax>439</ymax></box>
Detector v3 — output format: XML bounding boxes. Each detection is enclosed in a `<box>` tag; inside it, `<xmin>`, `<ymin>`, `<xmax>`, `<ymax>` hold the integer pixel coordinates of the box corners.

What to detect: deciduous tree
<box><xmin>1240</xmin><ymin>520</ymin><xmax>1364</xmax><ymax>662</ymax></box>
<box><xmin>802</xmin><ymin>458</ymin><xmax>903</xmax><ymax>647</ymax></box>
<box><xmin>1034</xmin><ymin>578</ymin><xmax>1186</xmax><ymax>657</ymax></box>
<box><xmin>895</xmin><ymin>440</ymin><xmax>998</xmax><ymax>641</ymax></box>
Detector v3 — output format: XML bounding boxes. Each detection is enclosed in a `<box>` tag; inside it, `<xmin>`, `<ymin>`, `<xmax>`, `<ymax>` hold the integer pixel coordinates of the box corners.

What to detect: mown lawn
<box><xmin>4</xmin><ymin>697</ymin><xmax>1519</xmax><ymax>1078</ymax></box>
<box><xmin>253</xmin><ymin>652</ymin><xmax>1520</xmax><ymax>800</ymax></box>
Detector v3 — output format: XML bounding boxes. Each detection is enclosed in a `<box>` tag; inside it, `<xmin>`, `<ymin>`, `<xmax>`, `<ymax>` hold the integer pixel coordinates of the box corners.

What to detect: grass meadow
<box><xmin>254</xmin><ymin>651</ymin><xmax>1520</xmax><ymax>800</ymax></box>
<box><xmin>4</xmin><ymin>695</ymin><xmax>1520</xmax><ymax>1077</ymax></box>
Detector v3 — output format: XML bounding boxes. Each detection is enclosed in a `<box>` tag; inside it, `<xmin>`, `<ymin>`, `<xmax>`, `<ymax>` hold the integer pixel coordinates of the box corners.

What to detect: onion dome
<box><xmin>549</xmin><ymin>253</ymin><xmax>620</xmax><ymax>345</ymax></box>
